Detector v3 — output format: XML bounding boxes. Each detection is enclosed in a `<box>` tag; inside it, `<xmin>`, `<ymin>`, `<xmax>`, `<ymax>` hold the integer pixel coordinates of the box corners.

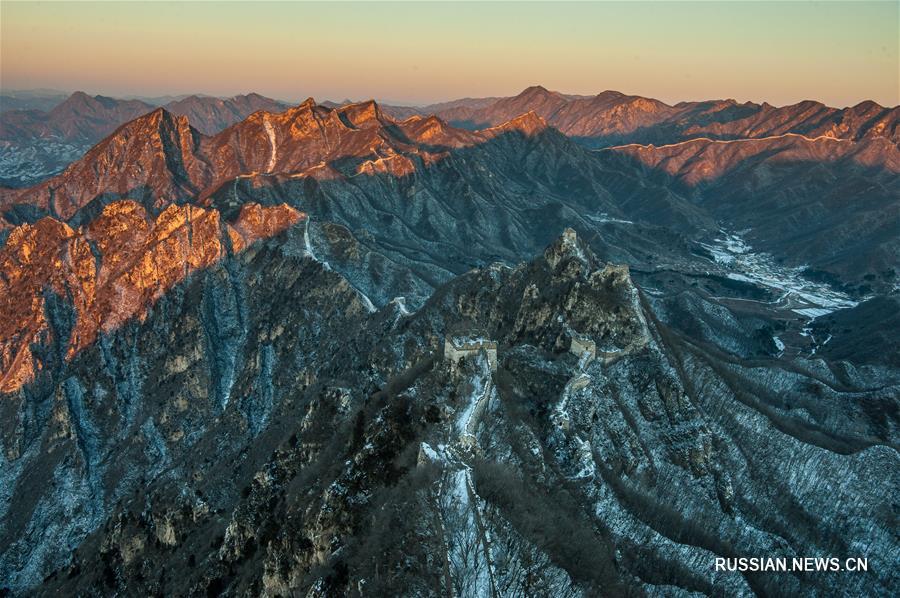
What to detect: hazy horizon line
<box><xmin>3</xmin><ymin>85</ymin><xmax>897</xmax><ymax>111</ymax></box>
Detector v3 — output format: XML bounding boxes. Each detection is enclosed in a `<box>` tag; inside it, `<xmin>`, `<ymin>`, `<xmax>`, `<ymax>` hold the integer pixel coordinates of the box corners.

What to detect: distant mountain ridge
<box><xmin>385</xmin><ymin>85</ymin><xmax>900</xmax><ymax>148</ymax></box>
<box><xmin>0</xmin><ymin>90</ymin><xmax>70</xmax><ymax>114</ymax></box>
<box><xmin>0</xmin><ymin>99</ymin><xmax>551</xmax><ymax>221</ymax></box>
<box><xmin>0</xmin><ymin>92</ymin><xmax>294</xmax><ymax>187</ymax></box>
<box><xmin>2</xmin><ymin>86</ymin><xmax>896</xmax><ymax>189</ymax></box>
<box><xmin>0</xmin><ymin>91</ymin><xmax>292</xmax><ymax>142</ymax></box>
<box><xmin>0</xmin><ymin>92</ymin><xmax>154</xmax><ymax>142</ymax></box>
<box><xmin>5</xmin><ymin>85</ymin><xmax>896</xmax><ymax>149</ymax></box>
<box><xmin>160</xmin><ymin>93</ymin><xmax>291</xmax><ymax>135</ymax></box>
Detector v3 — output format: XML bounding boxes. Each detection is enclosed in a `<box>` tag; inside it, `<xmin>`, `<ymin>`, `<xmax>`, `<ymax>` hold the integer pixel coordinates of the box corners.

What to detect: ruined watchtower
<box><xmin>569</xmin><ymin>334</ymin><xmax>596</xmax><ymax>365</ymax></box>
<box><xmin>444</xmin><ymin>337</ymin><xmax>498</xmax><ymax>373</ymax></box>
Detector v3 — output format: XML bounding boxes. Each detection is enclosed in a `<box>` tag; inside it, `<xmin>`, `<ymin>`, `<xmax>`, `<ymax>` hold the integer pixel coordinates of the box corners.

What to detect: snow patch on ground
<box><xmin>357</xmin><ymin>290</ymin><xmax>377</xmax><ymax>313</ymax></box>
<box><xmin>572</xmin><ymin>437</ymin><xmax>597</xmax><ymax>479</ymax></box>
<box><xmin>391</xmin><ymin>296</ymin><xmax>411</xmax><ymax>316</ymax></box>
<box><xmin>420</xmin><ymin>442</ymin><xmax>445</xmax><ymax>464</ymax></box>
<box><xmin>0</xmin><ymin>140</ymin><xmax>88</xmax><ymax>186</ymax></box>
<box><xmin>262</xmin><ymin>115</ymin><xmax>277</xmax><ymax>173</ymax></box>
<box><xmin>773</xmin><ymin>336</ymin><xmax>785</xmax><ymax>352</ymax></box>
<box><xmin>456</xmin><ymin>359</ymin><xmax>492</xmax><ymax>442</ymax></box>
<box><xmin>701</xmin><ymin>230</ymin><xmax>859</xmax><ymax>319</ymax></box>
<box><xmin>445</xmin><ymin>469</ymin><xmax>493</xmax><ymax>597</ymax></box>
<box><xmin>302</xmin><ymin>219</ymin><xmax>331</xmax><ymax>270</ymax></box>
<box><xmin>587</xmin><ymin>213</ymin><xmax>634</xmax><ymax>225</ymax></box>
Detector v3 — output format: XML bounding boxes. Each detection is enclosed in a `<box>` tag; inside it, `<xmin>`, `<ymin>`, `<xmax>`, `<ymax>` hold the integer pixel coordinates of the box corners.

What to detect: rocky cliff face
<box><xmin>0</xmin><ymin>223</ymin><xmax>362</xmax><ymax>590</ymax></box>
<box><xmin>4</xmin><ymin>230</ymin><xmax>894</xmax><ymax>596</ymax></box>
<box><xmin>0</xmin><ymin>201</ymin><xmax>303</xmax><ymax>393</ymax></box>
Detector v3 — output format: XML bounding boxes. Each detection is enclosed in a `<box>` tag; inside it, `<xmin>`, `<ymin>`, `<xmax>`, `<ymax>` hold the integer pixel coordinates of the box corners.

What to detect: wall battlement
<box><xmin>569</xmin><ymin>335</ymin><xmax>596</xmax><ymax>364</ymax></box>
<box><xmin>444</xmin><ymin>337</ymin><xmax>498</xmax><ymax>372</ymax></box>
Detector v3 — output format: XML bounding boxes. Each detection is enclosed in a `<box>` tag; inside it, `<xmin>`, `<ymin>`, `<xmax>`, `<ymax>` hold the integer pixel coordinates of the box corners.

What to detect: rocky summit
<box><xmin>0</xmin><ymin>85</ymin><xmax>898</xmax><ymax>597</ymax></box>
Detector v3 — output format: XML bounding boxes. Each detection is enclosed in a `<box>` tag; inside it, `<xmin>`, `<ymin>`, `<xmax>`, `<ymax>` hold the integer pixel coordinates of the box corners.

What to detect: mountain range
<box><xmin>2</xmin><ymin>89</ymin><xmax>896</xmax><ymax>289</ymax></box>
<box><xmin>0</xmin><ymin>91</ymin><xmax>291</xmax><ymax>140</ymax></box>
<box><xmin>0</xmin><ymin>92</ymin><xmax>291</xmax><ymax>188</ymax></box>
<box><xmin>0</xmin><ymin>85</ymin><xmax>898</xmax><ymax>595</ymax></box>
<box><xmin>3</xmin><ymin>86</ymin><xmax>897</xmax><ymax>188</ymax></box>
<box><xmin>401</xmin><ymin>85</ymin><xmax>900</xmax><ymax>147</ymax></box>
<box><xmin>0</xmin><ymin>90</ymin><xmax>72</xmax><ymax>114</ymax></box>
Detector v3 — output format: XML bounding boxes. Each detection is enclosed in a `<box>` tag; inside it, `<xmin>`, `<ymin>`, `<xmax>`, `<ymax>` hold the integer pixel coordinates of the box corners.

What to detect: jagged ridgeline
<box><xmin>1</xmin><ymin>223</ymin><xmax>896</xmax><ymax>595</ymax></box>
<box><xmin>0</xmin><ymin>89</ymin><xmax>898</xmax><ymax>595</ymax></box>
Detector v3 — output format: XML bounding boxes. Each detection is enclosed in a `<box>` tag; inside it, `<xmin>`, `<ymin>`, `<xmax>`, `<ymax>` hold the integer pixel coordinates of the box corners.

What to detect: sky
<box><xmin>1</xmin><ymin>1</ymin><xmax>897</xmax><ymax>108</ymax></box>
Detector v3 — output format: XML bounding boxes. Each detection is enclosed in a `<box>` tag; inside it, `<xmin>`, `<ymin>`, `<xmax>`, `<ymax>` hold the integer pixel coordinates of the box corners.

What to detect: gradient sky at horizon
<box><xmin>2</xmin><ymin>1</ymin><xmax>897</xmax><ymax>107</ymax></box>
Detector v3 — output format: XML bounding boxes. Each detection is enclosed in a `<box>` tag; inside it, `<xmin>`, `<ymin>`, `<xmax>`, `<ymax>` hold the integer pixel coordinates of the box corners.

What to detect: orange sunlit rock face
<box><xmin>481</xmin><ymin>111</ymin><xmax>548</xmax><ymax>138</ymax></box>
<box><xmin>611</xmin><ymin>134</ymin><xmax>900</xmax><ymax>185</ymax></box>
<box><xmin>0</xmin><ymin>98</ymin><xmax>552</xmax><ymax>221</ymax></box>
<box><xmin>0</xmin><ymin>201</ymin><xmax>304</xmax><ymax>393</ymax></box>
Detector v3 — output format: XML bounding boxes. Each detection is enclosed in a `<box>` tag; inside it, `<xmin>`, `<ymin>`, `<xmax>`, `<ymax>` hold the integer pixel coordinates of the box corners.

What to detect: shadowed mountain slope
<box><xmin>2</xmin><ymin>231</ymin><xmax>895</xmax><ymax>595</ymax></box>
